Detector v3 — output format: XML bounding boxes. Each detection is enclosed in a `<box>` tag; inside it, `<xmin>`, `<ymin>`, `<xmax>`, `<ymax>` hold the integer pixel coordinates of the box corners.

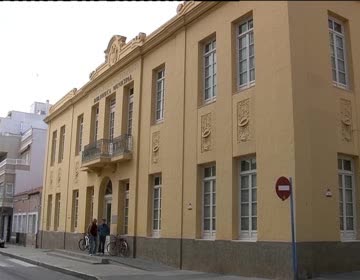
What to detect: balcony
<box><xmin>0</xmin><ymin>158</ymin><xmax>30</xmax><ymax>175</ymax></box>
<box><xmin>81</xmin><ymin>135</ymin><xmax>132</xmax><ymax>169</ymax></box>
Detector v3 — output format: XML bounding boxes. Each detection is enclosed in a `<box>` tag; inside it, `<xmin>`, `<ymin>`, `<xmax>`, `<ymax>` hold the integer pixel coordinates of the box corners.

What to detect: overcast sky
<box><xmin>0</xmin><ymin>1</ymin><xmax>180</xmax><ymax>117</ymax></box>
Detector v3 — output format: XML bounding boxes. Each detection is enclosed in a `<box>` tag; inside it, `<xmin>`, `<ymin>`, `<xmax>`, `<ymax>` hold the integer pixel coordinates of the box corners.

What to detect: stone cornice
<box><xmin>45</xmin><ymin>1</ymin><xmax>222</xmax><ymax>123</ymax></box>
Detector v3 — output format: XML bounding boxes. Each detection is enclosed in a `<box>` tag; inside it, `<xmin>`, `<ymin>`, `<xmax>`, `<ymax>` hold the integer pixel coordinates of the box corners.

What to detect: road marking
<box><xmin>8</xmin><ymin>258</ymin><xmax>37</xmax><ymax>267</ymax></box>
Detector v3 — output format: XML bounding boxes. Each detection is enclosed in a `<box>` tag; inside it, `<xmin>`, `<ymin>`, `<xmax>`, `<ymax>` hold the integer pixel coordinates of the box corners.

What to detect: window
<box><xmin>203</xmin><ymin>38</ymin><xmax>217</xmax><ymax>103</ymax></box>
<box><xmin>50</xmin><ymin>131</ymin><xmax>57</xmax><ymax>166</ymax></box>
<box><xmin>21</xmin><ymin>151</ymin><xmax>30</xmax><ymax>164</ymax></box>
<box><xmin>124</xmin><ymin>183</ymin><xmax>130</xmax><ymax>235</ymax></box>
<box><xmin>152</xmin><ymin>175</ymin><xmax>162</xmax><ymax>237</ymax></box>
<box><xmin>338</xmin><ymin>157</ymin><xmax>356</xmax><ymax>240</ymax></box>
<box><xmin>54</xmin><ymin>193</ymin><xmax>61</xmax><ymax>231</ymax></box>
<box><xmin>329</xmin><ymin>17</ymin><xmax>348</xmax><ymax>88</ymax></box>
<box><xmin>46</xmin><ymin>195</ymin><xmax>52</xmax><ymax>230</ymax></box>
<box><xmin>239</xmin><ymin>157</ymin><xmax>257</xmax><ymax>240</ymax></box>
<box><xmin>109</xmin><ymin>98</ymin><xmax>116</xmax><ymax>141</ymax></box>
<box><xmin>58</xmin><ymin>126</ymin><xmax>65</xmax><ymax>163</ymax></box>
<box><xmin>5</xmin><ymin>183</ymin><xmax>13</xmax><ymax>198</ymax></box>
<box><xmin>27</xmin><ymin>212</ymin><xmax>38</xmax><ymax>234</ymax></box>
<box><xmin>237</xmin><ymin>18</ymin><xmax>255</xmax><ymax>89</ymax></box>
<box><xmin>72</xmin><ymin>190</ymin><xmax>79</xmax><ymax>231</ymax></box>
<box><xmin>155</xmin><ymin>68</ymin><xmax>165</xmax><ymax>123</ymax></box>
<box><xmin>202</xmin><ymin>165</ymin><xmax>216</xmax><ymax>239</ymax></box>
<box><xmin>76</xmin><ymin>115</ymin><xmax>84</xmax><ymax>155</ymax></box>
<box><xmin>127</xmin><ymin>88</ymin><xmax>134</xmax><ymax>135</ymax></box>
<box><xmin>93</xmin><ymin>106</ymin><xmax>99</xmax><ymax>143</ymax></box>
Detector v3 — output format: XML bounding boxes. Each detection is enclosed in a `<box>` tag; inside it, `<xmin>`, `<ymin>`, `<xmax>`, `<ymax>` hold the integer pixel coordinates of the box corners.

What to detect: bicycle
<box><xmin>78</xmin><ymin>233</ymin><xmax>90</xmax><ymax>251</ymax></box>
<box><xmin>106</xmin><ymin>234</ymin><xmax>129</xmax><ymax>257</ymax></box>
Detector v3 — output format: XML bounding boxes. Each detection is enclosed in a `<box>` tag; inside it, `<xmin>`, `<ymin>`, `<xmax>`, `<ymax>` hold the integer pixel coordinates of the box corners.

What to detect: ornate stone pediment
<box><xmin>104</xmin><ymin>35</ymin><xmax>127</xmax><ymax>67</ymax></box>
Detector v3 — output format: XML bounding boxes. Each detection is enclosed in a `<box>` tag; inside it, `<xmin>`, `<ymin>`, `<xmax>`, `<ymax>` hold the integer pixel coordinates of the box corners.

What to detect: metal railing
<box><xmin>112</xmin><ymin>134</ymin><xmax>132</xmax><ymax>157</ymax></box>
<box><xmin>0</xmin><ymin>158</ymin><xmax>29</xmax><ymax>169</ymax></box>
<box><xmin>82</xmin><ymin>135</ymin><xmax>132</xmax><ymax>164</ymax></box>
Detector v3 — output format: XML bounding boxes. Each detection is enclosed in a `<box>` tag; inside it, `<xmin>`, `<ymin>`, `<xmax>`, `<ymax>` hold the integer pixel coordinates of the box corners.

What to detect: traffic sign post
<box><xmin>275</xmin><ymin>176</ymin><xmax>298</xmax><ymax>280</ymax></box>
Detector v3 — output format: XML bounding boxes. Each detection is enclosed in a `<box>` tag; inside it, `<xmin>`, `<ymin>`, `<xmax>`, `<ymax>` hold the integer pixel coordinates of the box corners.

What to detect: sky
<box><xmin>0</xmin><ymin>1</ymin><xmax>180</xmax><ymax>117</ymax></box>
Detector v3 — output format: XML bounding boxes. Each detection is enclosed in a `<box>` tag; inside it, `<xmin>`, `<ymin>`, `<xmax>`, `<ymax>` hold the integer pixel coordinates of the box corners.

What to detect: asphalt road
<box><xmin>0</xmin><ymin>254</ymin><xmax>80</xmax><ymax>280</ymax></box>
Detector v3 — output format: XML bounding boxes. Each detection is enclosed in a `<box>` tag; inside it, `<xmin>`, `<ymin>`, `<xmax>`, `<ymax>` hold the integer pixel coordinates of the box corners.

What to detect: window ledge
<box><xmin>232</xmin><ymin>239</ymin><xmax>257</xmax><ymax>243</ymax></box>
<box><xmin>340</xmin><ymin>239</ymin><xmax>359</xmax><ymax>242</ymax></box>
<box><xmin>198</xmin><ymin>99</ymin><xmax>216</xmax><ymax>109</ymax></box>
<box><xmin>153</xmin><ymin>120</ymin><xmax>164</xmax><ymax>126</ymax></box>
<box><xmin>235</xmin><ymin>83</ymin><xmax>255</xmax><ymax>94</ymax></box>
<box><xmin>195</xmin><ymin>238</ymin><xmax>216</xmax><ymax>242</ymax></box>
<box><xmin>333</xmin><ymin>84</ymin><xmax>352</xmax><ymax>93</ymax></box>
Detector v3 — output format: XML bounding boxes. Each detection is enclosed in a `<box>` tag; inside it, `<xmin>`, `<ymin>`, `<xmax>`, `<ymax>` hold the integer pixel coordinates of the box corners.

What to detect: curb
<box><xmin>0</xmin><ymin>248</ymin><xmax>99</xmax><ymax>280</ymax></box>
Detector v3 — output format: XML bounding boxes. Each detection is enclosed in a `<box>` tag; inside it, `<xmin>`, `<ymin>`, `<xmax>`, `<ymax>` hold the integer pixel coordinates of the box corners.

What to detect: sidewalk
<box><xmin>0</xmin><ymin>244</ymin><xmax>360</xmax><ymax>280</ymax></box>
<box><xmin>0</xmin><ymin>244</ymin><xmax>267</xmax><ymax>280</ymax></box>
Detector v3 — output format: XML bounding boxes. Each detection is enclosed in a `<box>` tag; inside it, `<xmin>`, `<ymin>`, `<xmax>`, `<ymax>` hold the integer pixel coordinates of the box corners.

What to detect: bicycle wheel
<box><xmin>107</xmin><ymin>241</ymin><xmax>117</xmax><ymax>256</ymax></box>
<box><xmin>119</xmin><ymin>240</ymin><xmax>129</xmax><ymax>257</ymax></box>
<box><xmin>78</xmin><ymin>238</ymin><xmax>86</xmax><ymax>251</ymax></box>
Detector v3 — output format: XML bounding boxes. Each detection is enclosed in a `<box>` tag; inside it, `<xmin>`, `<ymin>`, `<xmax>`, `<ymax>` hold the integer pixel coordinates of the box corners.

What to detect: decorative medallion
<box><xmin>152</xmin><ymin>131</ymin><xmax>160</xmax><ymax>164</ymax></box>
<box><xmin>201</xmin><ymin>113</ymin><xmax>212</xmax><ymax>152</ymax></box>
<box><xmin>237</xmin><ymin>99</ymin><xmax>250</xmax><ymax>142</ymax></box>
<box><xmin>340</xmin><ymin>99</ymin><xmax>352</xmax><ymax>142</ymax></box>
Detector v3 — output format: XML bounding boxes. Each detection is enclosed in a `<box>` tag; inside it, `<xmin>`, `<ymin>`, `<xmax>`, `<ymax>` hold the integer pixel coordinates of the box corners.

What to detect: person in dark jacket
<box><xmin>87</xmin><ymin>218</ymin><xmax>98</xmax><ymax>255</ymax></box>
<box><xmin>97</xmin><ymin>218</ymin><xmax>110</xmax><ymax>255</ymax></box>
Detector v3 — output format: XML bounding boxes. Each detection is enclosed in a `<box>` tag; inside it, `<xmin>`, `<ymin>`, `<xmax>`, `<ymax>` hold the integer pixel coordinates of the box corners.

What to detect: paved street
<box><xmin>0</xmin><ymin>254</ymin><xmax>80</xmax><ymax>280</ymax></box>
<box><xmin>1</xmin><ymin>245</ymin><xmax>360</xmax><ymax>280</ymax></box>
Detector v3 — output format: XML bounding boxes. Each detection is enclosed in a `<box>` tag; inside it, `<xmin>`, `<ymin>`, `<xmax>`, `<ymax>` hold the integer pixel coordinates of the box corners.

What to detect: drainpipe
<box><xmin>41</xmin><ymin>118</ymin><xmax>51</xmax><ymax>249</ymax></box>
<box><xmin>180</xmin><ymin>24</ymin><xmax>187</xmax><ymax>270</ymax></box>
<box><xmin>133</xmin><ymin>55</ymin><xmax>144</xmax><ymax>258</ymax></box>
<box><xmin>64</xmin><ymin>103</ymin><xmax>75</xmax><ymax>249</ymax></box>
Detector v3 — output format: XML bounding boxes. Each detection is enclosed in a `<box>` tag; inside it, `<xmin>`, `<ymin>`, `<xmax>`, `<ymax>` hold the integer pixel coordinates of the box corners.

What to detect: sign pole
<box><xmin>289</xmin><ymin>177</ymin><xmax>298</xmax><ymax>280</ymax></box>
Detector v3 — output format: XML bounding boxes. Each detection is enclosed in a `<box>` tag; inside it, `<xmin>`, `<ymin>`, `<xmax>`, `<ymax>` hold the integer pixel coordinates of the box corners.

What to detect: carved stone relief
<box><xmin>340</xmin><ymin>99</ymin><xmax>352</xmax><ymax>142</ymax></box>
<box><xmin>74</xmin><ymin>161</ymin><xmax>80</xmax><ymax>184</ymax></box>
<box><xmin>237</xmin><ymin>99</ymin><xmax>250</xmax><ymax>142</ymax></box>
<box><xmin>201</xmin><ymin>113</ymin><xmax>212</xmax><ymax>152</ymax></box>
<box><xmin>130</xmin><ymin>32</ymin><xmax>146</xmax><ymax>49</ymax></box>
<box><xmin>105</xmin><ymin>35</ymin><xmax>127</xmax><ymax>67</ymax></box>
<box><xmin>56</xmin><ymin>167</ymin><xmax>62</xmax><ymax>187</ymax></box>
<box><xmin>152</xmin><ymin>131</ymin><xmax>160</xmax><ymax>164</ymax></box>
<box><xmin>49</xmin><ymin>170</ymin><xmax>54</xmax><ymax>189</ymax></box>
<box><xmin>177</xmin><ymin>1</ymin><xmax>196</xmax><ymax>15</ymax></box>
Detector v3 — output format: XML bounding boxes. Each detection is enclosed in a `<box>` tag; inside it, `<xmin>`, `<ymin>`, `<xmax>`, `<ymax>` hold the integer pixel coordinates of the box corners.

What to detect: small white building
<box><xmin>0</xmin><ymin>101</ymin><xmax>50</xmax><ymax>244</ymax></box>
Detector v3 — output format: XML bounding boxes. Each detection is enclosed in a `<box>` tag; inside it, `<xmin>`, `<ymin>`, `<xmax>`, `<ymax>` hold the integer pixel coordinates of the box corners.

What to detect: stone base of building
<box><xmin>39</xmin><ymin>232</ymin><xmax>360</xmax><ymax>279</ymax></box>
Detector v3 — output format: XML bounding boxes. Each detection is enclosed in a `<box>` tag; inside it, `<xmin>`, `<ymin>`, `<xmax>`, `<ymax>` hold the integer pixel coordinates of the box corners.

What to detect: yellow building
<box><xmin>40</xmin><ymin>1</ymin><xmax>360</xmax><ymax>279</ymax></box>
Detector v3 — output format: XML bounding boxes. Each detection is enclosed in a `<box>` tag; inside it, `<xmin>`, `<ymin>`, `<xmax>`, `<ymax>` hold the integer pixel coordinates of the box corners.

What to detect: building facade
<box><xmin>0</xmin><ymin>104</ymin><xmax>49</xmax><ymax>244</ymax></box>
<box><xmin>40</xmin><ymin>2</ymin><xmax>360</xmax><ymax>279</ymax></box>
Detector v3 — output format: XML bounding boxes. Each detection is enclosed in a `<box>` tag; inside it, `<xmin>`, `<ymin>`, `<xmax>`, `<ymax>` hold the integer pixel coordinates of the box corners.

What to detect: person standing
<box><xmin>97</xmin><ymin>218</ymin><xmax>110</xmax><ymax>255</ymax></box>
<box><xmin>87</xmin><ymin>218</ymin><xmax>98</xmax><ymax>256</ymax></box>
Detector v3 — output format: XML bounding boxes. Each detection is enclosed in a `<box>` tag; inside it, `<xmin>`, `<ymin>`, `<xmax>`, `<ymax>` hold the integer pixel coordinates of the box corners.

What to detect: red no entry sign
<box><xmin>275</xmin><ymin>176</ymin><xmax>292</xmax><ymax>201</ymax></box>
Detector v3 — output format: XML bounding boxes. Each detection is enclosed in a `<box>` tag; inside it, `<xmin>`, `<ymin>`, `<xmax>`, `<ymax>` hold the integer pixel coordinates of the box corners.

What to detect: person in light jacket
<box><xmin>87</xmin><ymin>218</ymin><xmax>98</xmax><ymax>256</ymax></box>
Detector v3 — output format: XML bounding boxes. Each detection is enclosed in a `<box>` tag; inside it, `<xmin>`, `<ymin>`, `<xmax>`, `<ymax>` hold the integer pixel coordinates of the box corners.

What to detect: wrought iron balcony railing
<box><xmin>82</xmin><ymin>135</ymin><xmax>132</xmax><ymax>164</ymax></box>
<box><xmin>112</xmin><ymin>134</ymin><xmax>132</xmax><ymax>157</ymax></box>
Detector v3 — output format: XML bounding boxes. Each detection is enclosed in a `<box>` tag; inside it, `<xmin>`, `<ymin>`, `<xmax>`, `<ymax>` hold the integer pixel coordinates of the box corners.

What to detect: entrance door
<box><xmin>104</xmin><ymin>195</ymin><xmax>112</xmax><ymax>225</ymax></box>
<box><xmin>3</xmin><ymin>216</ymin><xmax>8</xmax><ymax>241</ymax></box>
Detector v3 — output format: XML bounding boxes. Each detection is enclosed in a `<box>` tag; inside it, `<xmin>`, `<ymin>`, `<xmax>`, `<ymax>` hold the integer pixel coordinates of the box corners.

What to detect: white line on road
<box><xmin>7</xmin><ymin>258</ymin><xmax>37</xmax><ymax>267</ymax></box>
